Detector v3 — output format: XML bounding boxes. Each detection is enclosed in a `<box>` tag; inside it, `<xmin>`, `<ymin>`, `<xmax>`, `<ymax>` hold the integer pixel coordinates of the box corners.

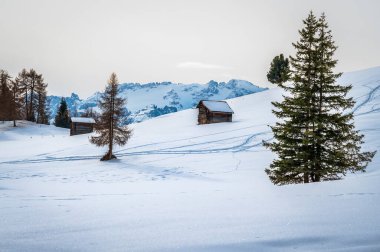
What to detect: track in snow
<box><xmin>116</xmin><ymin>131</ymin><xmax>271</xmax><ymax>156</ymax></box>
<box><xmin>0</xmin><ymin>130</ymin><xmax>271</xmax><ymax>165</ymax></box>
<box><xmin>352</xmin><ymin>81</ymin><xmax>380</xmax><ymax>114</ymax></box>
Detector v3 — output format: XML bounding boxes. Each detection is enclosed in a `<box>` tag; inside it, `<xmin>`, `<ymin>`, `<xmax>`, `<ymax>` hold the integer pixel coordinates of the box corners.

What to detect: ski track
<box><xmin>114</xmin><ymin>124</ymin><xmax>268</xmax><ymax>153</ymax></box>
<box><xmin>352</xmin><ymin>81</ymin><xmax>380</xmax><ymax>114</ymax></box>
<box><xmin>0</xmin><ymin>130</ymin><xmax>271</xmax><ymax>165</ymax></box>
<box><xmin>356</xmin><ymin>108</ymin><xmax>380</xmax><ymax>117</ymax></box>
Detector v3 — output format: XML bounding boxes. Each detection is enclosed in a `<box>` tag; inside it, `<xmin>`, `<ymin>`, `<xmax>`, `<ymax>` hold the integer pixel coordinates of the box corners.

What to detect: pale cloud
<box><xmin>221</xmin><ymin>73</ymin><xmax>248</xmax><ymax>80</ymax></box>
<box><xmin>177</xmin><ymin>61</ymin><xmax>231</xmax><ymax>70</ymax></box>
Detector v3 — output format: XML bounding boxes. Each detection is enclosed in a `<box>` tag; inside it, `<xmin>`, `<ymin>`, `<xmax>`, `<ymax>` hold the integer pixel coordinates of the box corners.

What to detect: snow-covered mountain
<box><xmin>48</xmin><ymin>79</ymin><xmax>267</xmax><ymax>123</ymax></box>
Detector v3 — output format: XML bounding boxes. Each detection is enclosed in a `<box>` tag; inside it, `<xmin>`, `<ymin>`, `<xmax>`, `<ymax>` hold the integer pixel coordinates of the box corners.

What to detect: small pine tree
<box><xmin>264</xmin><ymin>11</ymin><xmax>375</xmax><ymax>185</ymax></box>
<box><xmin>54</xmin><ymin>98</ymin><xmax>70</xmax><ymax>128</ymax></box>
<box><xmin>266</xmin><ymin>54</ymin><xmax>290</xmax><ymax>86</ymax></box>
<box><xmin>90</xmin><ymin>73</ymin><xmax>132</xmax><ymax>161</ymax></box>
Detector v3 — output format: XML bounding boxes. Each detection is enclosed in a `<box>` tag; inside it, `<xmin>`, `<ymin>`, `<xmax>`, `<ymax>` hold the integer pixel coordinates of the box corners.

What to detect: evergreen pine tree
<box><xmin>264</xmin><ymin>11</ymin><xmax>319</xmax><ymax>185</ymax></box>
<box><xmin>265</xmin><ymin>11</ymin><xmax>375</xmax><ymax>185</ymax></box>
<box><xmin>90</xmin><ymin>73</ymin><xmax>132</xmax><ymax>161</ymax></box>
<box><xmin>310</xmin><ymin>13</ymin><xmax>376</xmax><ymax>181</ymax></box>
<box><xmin>54</xmin><ymin>98</ymin><xmax>70</xmax><ymax>128</ymax></box>
<box><xmin>267</xmin><ymin>54</ymin><xmax>290</xmax><ymax>87</ymax></box>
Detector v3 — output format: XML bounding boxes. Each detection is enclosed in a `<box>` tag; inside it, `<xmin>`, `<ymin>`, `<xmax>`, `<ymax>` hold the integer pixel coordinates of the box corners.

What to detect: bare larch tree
<box><xmin>90</xmin><ymin>73</ymin><xmax>132</xmax><ymax>161</ymax></box>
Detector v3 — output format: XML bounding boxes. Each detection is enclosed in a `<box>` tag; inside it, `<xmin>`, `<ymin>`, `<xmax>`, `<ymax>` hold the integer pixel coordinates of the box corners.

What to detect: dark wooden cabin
<box><xmin>196</xmin><ymin>100</ymin><xmax>234</xmax><ymax>124</ymax></box>
<box><xmin>70</xmin><ymin>117</ymin><xmax>96</xmax><ymax>136</ymax></box>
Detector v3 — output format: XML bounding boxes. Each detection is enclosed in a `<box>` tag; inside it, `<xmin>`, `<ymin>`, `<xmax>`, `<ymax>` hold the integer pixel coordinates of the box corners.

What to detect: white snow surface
<box><xmin>70</xmin><ymin>117</ymin><xmax>96</xmax><ymax>124</ymax></box>
<box><xmin>200</xmin><ymin>100</ymin><xmax>234</xmax><ymax>113</ymax></box>
<box><xmin>1</xmin><ymin>66</ymin><xmax>380</xmax><ymax>251</ymax></box>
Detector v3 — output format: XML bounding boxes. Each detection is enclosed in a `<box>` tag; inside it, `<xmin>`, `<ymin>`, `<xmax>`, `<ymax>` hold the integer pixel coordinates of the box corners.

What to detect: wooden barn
<box><xmin>196</xmin><ymin>100</ymin><xmax>234</xmax><ymax>124</ymax></box>
<box><xmin>70</xmin><ymin>117</ymin><xmax>96</xmax><ymax>136</ymax></box>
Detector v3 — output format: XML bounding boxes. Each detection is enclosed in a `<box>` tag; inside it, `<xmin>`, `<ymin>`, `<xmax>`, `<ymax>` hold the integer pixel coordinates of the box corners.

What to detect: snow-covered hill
<box><xmin>0</xmin><ymin>67</ymin><xmax>379</xmax><ymax>251</ymax></box>
<box><xmin>48</xmin><ymin>79</ymin><xmax>267</xmax><ymax>123</ymax></box>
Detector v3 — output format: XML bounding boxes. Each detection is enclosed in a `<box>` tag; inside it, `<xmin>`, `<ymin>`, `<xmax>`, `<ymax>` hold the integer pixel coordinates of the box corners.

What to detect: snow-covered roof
<box><xmin>71</xmin><ymin>117</ymin><xmax>96</xmax><ymax>124</ymax></box>
<box><xmin>197</xmin><ymin>100</ymin><xmax>234</xmax><ymax>113</ymax></box>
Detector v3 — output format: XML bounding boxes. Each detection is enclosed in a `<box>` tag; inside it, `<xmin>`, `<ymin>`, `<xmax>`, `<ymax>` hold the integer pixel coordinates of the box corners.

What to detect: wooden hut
<box><xmin>70</xmin><ymin>117</ymin><xmax>96</xmax><ymax>136</ymax></box>
<box><xmin>196</xmin><ymin>100</ymin><xmax>234</xmax><ymax>124</ymax></box>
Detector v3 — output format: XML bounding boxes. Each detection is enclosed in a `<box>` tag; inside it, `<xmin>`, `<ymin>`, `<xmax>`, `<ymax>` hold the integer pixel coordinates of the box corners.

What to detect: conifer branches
<box><xmin>265</xmin><ymin>12</ymin><xmax>376</xmax><ymax>185</ymax></box>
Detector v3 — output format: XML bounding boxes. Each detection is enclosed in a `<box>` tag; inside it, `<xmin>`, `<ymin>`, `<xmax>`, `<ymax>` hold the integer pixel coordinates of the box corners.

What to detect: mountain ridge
<box><xmin>48</xmin><ymin>79</ymin><xmax>268</xmax><ymax>124</ymax></box>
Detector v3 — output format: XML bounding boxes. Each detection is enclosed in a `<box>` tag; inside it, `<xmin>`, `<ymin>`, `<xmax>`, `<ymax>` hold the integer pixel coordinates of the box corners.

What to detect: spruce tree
<box><xmin>54</xmin><ymin>98</ymin><xmax>70</xmax><ymax>128</ymax></box>
<box><xmin>310</xmin><ymin>13</ymin><xmax>376</xmax><ymax>181</ymax></box>
<box><xmin>265</xmin><ymin>11</ymin><xmax>375</xmax><ymax>185</ymax></box>
<box><xmin>90</xmin><ymin>73</ymin><xmax>132</xmax><ymax>161</ymax></box>
<box><xmin>267</xmin><ymin>54</ymin><xmax>290</xmax><ymax>87</ymax></box>
<box><xmin>264</xmin><ymin>12</ymin><xmax>319</xmax><ymax>185</ymax></box>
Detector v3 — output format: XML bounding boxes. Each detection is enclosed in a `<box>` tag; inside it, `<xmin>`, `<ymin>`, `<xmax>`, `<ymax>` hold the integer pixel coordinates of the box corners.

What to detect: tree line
<box><xmin>0</xmin><ymin>68</ymin><xmax>49</xmax><ymax>126</ymax></box>
<box><xmin>265</xmin><ymin>12</ymin><xmax>376</xmax><ymax>185</ymax></box>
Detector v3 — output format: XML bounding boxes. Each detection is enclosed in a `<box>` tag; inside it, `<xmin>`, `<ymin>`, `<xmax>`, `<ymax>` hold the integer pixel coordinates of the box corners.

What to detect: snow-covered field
<box><xmin>1</xmin><ymin>67</ymin><xmax>380</xmax><ymax>251</ymax></box>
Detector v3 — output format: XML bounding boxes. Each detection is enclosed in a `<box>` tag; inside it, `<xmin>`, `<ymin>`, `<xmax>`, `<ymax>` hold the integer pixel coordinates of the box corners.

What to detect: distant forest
<box><xmin>0</xmin><ymin>69</ymin><xmax>49</xmax><ymax>126</ymax></box>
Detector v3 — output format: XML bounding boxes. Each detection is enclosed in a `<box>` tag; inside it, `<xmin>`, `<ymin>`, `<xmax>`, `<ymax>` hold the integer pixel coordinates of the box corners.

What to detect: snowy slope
<box><xmin>0</xmin><ymin>67</ymin><xmax>379</xmax><ymax>251</ymax></box>
<box><xmin>48</xmin><ymin>79</ymin><xmax>267</xmax><ymax>124</ymax></box>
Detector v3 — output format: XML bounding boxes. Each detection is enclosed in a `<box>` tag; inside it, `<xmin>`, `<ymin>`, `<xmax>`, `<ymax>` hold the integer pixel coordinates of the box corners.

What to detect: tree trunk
<box><xmin>108</xmin><ymin>88</ymin><xmax>114</xmax><ymax>160</ymax></box>
<box><xmin>315</xmin><ymin>174</ymin><xmax>320</xmax><ymax>182</ymax></box>
<box><xmin>304</xmin><ymin>173</ymin><xmax>309</xmax><ymax>183</ymax></box>
<box><xmin>36</xmin><ymin>93</ymin><xmax>41</xmax><ymax>123</ymax></box>
<box><xmin>25</xmin><ymin>89</ymin><xmax>28</xmax><ymax>120</ymax></box>
<box><xmin>13</xmin><ymin>89</ymin><xmax>17</xmax><ymax>127</ymax></box>
<box><xmin>29</xmin><ymin>78</ymin><xmax>35</xmax><ymax>122</ymax></box>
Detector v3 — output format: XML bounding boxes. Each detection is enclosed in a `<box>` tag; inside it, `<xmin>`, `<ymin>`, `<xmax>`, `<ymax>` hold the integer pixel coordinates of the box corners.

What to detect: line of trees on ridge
<box><xmin>0</xmin><ymin>69</ymin><xmax>49</xmax><ymax>126</ymax></box>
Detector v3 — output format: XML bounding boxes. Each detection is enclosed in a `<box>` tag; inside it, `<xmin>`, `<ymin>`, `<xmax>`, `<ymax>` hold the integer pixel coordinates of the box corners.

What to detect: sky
<box><xmin>1</xmin><ymin>0</ymin><xmax>379</xmax><ymax>97</ymax></box>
